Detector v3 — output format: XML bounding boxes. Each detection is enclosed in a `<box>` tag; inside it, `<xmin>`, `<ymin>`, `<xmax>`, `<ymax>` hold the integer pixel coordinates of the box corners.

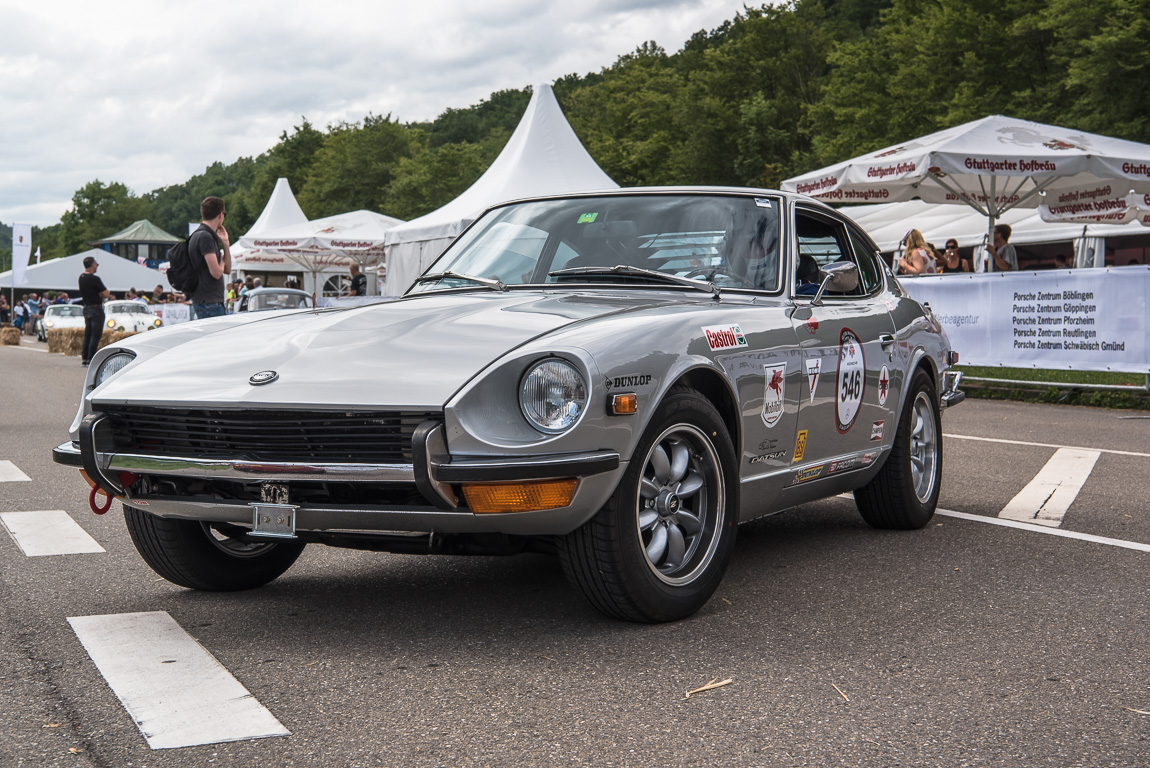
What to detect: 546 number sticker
<box><xmin>836</xmin><ymin>327</ymin><xmax>865</xmax><ymax>433</ymax></box>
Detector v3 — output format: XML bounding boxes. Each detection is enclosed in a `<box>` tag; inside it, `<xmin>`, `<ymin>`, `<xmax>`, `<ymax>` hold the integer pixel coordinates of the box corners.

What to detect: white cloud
<box><xmin>0</xmin><ymin>0</ymin><xmax>751</xmax><ymax>227</ymax></box>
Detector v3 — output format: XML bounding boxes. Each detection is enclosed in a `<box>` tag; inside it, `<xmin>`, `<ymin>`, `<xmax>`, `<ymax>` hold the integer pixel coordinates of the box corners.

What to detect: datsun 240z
<box><xmin>54</xmin><ymin>188</ymin><xmax>964</xmax><ymax>623</ymax></box>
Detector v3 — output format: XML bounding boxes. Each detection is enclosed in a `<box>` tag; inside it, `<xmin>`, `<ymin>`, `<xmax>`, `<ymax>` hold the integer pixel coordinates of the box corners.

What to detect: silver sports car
<box><xmin>54</xmin><ymin>188</ymin><xmax>964</xmax><ymax>622</ymax></box>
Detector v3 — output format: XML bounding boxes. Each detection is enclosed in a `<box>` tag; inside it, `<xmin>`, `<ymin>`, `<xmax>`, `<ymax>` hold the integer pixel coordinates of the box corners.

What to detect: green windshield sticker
<box><xmin>577</xmin><ymin>212</ymin><xmax>599</xmax><ymax>224</ymax></box>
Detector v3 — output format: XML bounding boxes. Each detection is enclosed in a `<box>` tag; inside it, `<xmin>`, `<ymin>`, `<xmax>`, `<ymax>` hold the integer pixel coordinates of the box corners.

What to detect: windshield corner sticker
<box><xmin>804</xmin><ymin>357</ymin><xmax>821</xmax><ymax>403</ymax></box>
<box><xmin>870</xmin><ymin>420</ymin><xmax>885</xmax><ymax>441</ymax></box>
<box><xmin>577</xmin><ymin>212</ymin><xmax>598</xmax><ymax>224</ymax></box>
<box><xmin>792</xmin><ymin>429</ymin><xmax>808</xmax><ymax>462</ymax></box>
<box><xmin>836</xmin><ymin>327</ymin><xmax>865</xmax><ymax>433</ymax></box>
<box><xmin>703</xmin><ymin>324</ymin><xmax>748</xmax><ymax>351</ymax></box>
<box><xmin>762</xmin><ymin>364</ymin><xmax>785</xmax><ymax>427</ymax></box>
<box><xmin>878</xmin><ymin>365</ymin><xmax>890</xmax><ymax>407</ymax></box>
<box><xmin>753</xmin><ymin>197</ymin><xmax>773</xmax><ymax>208</ymax></box>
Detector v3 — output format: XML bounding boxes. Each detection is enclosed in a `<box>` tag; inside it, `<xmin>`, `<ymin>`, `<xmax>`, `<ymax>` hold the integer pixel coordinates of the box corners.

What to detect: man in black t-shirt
<box><xmin>188</xmin><ymin>196</ymin><xmax>232</xmax><ymax>319</ymax></box>
<box><xmin>348</xmin><ymin>263</ymin><xmax>367</xmax><ymax>296</ymax></box>
<box><xmin>78</xmin><ymin>255</ymin><xmax>110</xmax><ymax>365</ymax></box>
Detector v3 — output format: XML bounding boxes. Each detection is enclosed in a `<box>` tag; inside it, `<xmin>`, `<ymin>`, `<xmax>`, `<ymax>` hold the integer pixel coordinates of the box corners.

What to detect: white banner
<box><xmin>154</xmin><ymin>303</ymin><xmax>191</xmax><ymax>325</ymax></box>
<box><xmin>902</xmin><ymin>267</ymin><xmax>1150</xmax><ymax>373</ymax></box>
<box><xmin>11</xmin><ymin>223</ymin><xmax>31</xmax><ymax>287</ymax></box>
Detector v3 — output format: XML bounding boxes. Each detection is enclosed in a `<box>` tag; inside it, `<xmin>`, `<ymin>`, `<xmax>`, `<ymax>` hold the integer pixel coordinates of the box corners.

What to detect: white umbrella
<box><xmin>782</xmin><ymin>115</ymin><xmax>1150</xmax><ymax>263</ymax></box>
<box><xmin>239</xmin><ymin>209</ymin><xmax>404</xmax><ymax>295</ymax></box>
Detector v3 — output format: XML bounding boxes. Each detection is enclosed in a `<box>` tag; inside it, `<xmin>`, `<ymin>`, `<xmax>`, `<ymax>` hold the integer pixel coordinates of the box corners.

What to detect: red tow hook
<box><xmin>81</xmin><ymin>470</ymin><xmax>140</xmax><ymax>515</ymax></box>
<box><xmin>89</xmin><ymin>485</ymin><xmax>113</xmax><ymax>515</ymax></box>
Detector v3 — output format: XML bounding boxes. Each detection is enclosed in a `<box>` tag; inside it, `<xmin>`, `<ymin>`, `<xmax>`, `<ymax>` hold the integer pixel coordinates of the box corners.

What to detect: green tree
<box><xmin>297</xmin><ymin>114</ymin><xmax>416</xmax><ymax>217</ymax></box>
<box><xmin>59</xmin><ymin>180</ymin><xmax>152</xmax><ymax>255</ymax></box>
<box><xmin>384</xmin><ymin>137</ymin><xmax>502</xmax><ymax>220</ymax></box>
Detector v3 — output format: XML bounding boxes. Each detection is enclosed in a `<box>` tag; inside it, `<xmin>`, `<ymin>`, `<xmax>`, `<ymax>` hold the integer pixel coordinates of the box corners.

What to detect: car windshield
<box><xmin>108</xmin><ymin>302</ymin><xmax>150</xmax><ymax>314</ymax></box>
<box><xmin>47</xmin><ymin>305</ymin><xmax>83</xmax><ymax>318</ymax></box>
<box><xmin>410</xmin><ymin>194</ymin><xmax>782</xmax><ymax>293</ymax></box>
<box><xmin>249</xmin><ymin>292</ymin><xmax>310</xmax><ymax>311</ymax></box>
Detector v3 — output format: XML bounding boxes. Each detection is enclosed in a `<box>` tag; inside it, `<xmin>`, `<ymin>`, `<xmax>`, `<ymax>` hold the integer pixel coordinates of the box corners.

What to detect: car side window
<box><xmin>847</xmin><ymin>227</ymin><xmax>882</xmax><ymax>295</ymax></box>
<box><xmin>795</xmin><ymin>210</ymin><xmax>863</xmax><ymax>297</ymax></box>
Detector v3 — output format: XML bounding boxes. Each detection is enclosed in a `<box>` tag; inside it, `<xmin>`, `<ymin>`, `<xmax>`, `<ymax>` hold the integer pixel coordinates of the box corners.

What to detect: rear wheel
<box><xmin>854</xmin><ymin>368</ymin><xmax>941</xmax><ymax>529</ymax></box>
<box><xmin>558</xmin><ymin>388</ymin><xmax>738</xmax><ymax>623</ymax></box>
<box><xmin>123</xmin><ymin>505</ymin><xmax>305</xmax><ymax>590</ymax></box>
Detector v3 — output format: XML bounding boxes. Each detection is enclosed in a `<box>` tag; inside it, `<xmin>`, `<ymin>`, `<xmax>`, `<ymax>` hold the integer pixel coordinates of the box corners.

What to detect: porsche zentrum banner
<box><xmin>901</xmin><ymin>267</ymin><xmax>1150</xmax><ymax>373</ymax></box>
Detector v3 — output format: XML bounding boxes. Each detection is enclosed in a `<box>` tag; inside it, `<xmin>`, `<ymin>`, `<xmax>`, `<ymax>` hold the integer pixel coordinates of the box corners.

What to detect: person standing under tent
<box><xmin>349</xmin><ymin>263</ymin><xmax>367</xmax><ymax>296</ymax></box>
<box><xmin>897</xmin><ymin>229</ymin><xmax>937</xmax><ymax>275</ymax></box>
<box><xmin>987</xmin><ymin>224</ymin><xmax>1018</xmax><ymax>271</ymax></box>
<box><xmin>78</xmin><ymin>256</ymin><xmax>110</xmax><ymax>366</ymax></box>
<box><xmin>938</xmin><ymin>239</ymin><xmax>972</xmax><ymax>273</ymax></box>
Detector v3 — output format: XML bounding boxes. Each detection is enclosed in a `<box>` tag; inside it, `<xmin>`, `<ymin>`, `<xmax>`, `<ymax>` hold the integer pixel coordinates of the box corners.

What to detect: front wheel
<box><xmin>854</xmin><ymin>368</ymin><xmax>942</xmax><ymax>529</ymax></box>
<box><xmin>558</xmin><ymin>388</ymin><xmax>738</xmax><ymax>623</ymax></box>
<box><xmin>124</xmin><ymin>506</ymin><xmax>306</xmax><ymax>590</ymax></box>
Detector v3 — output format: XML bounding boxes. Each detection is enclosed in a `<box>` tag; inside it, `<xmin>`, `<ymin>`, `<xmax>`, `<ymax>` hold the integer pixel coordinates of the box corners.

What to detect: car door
<box><xmin>788</xmin><ymin>207</ymin><xmax>898</xmax><ymax>481</ymax></box>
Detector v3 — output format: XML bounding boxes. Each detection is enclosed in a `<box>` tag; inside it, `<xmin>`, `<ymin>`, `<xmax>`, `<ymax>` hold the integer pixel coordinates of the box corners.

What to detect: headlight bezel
<box><xmin>518</xmin><ymin>357</ymin><xmax>589</xmax><ymax>435</ymax></box>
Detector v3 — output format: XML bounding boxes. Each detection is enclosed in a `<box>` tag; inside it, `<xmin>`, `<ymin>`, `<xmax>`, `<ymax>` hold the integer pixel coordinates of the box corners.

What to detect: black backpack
<box><xmin>166</xmin><ymin>224</ymin><xmax>211</xmax><ymax>294</ymax></box>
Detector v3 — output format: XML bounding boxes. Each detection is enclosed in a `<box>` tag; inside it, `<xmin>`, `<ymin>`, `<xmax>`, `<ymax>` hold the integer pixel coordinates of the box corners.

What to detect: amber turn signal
<box><xmin>611</xmin><ymin>392</ymin><xmax>637</xmax><ymax>415</ymax></box>
<box><xmin>463</xmin><ymin>479</ymin><xmax>578</xmax><ymax>514</ymax></box>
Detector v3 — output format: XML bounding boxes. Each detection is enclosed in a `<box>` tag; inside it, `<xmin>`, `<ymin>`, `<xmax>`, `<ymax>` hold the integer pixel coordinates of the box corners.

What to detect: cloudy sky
<box><xmin>0</xmin><ymin>0</ymin><xmax>753</xmax><ymax>228</ymax></box>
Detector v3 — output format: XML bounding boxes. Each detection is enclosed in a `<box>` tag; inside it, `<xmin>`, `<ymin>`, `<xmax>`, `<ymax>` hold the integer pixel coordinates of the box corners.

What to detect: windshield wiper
<box><xmin>548</xmin><ymin>265</ymin><xmax>719</xmax><ymax>295</ymax></box>
<box><xmin>414</xmin><ymin>271</ymin><xmax>508</xmax><ymax>292</ymax></box>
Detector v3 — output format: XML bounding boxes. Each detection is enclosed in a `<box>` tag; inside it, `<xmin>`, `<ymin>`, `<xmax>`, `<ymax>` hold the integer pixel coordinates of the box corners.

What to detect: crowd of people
<box><xmin>0</xmin><ymin>290</ymin><xmax>75</xmax><ymax>334</ymax></box>
<box><xmin>896</xmin><ymin>224</ymin><xmax>1072</xmax><ymax>276</ymax></box>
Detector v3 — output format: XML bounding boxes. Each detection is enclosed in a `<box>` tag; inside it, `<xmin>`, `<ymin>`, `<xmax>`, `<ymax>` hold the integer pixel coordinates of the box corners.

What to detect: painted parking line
<box><xmin>946</xmin><ymin>433</ymin><xmax>1150</xmax><ymax>459</ymax></box>
<box><xmin>0</xmin><ymin>460</ymin><xmax>32</xmax><ymax>482</ymax></box>
<box><xmin>0</xmin><ymin>510</ymin><xmax>105</xmax><ymax>556</ymax></box>
<box><xmin>998</xmin><ymin>448</ymin><xmax>1102</xmax><ymax>527</ymax></box>
<box><xmin>68</xmin><ymin>611</ymin><xmax>289</xmax><ymax>750</ymax></box>
<box><xmin>937</xmin><ymin>508</ymin><xmax>1150</xmax><ymax>553</ymax></box>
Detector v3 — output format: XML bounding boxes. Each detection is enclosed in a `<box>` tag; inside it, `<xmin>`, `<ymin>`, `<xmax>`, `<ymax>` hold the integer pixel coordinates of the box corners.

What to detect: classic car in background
<box><xmin>103</xmin><ymin>300</ymin><xmax>163</xmax><ymax>333</ymax></box>
<box><xmin>238</xmin><ymin>287</ymin><xmax>313</xmax><ymax>312</ymax></box>
<box><xmin>37</xmin><ymin>303</ymin><xmax>86</xmax><ymax>342</ymax></box>
<box><xmin>54</xmin><ymin>188</ymin><xmax>963</xmax><ymax>623</ymax></box>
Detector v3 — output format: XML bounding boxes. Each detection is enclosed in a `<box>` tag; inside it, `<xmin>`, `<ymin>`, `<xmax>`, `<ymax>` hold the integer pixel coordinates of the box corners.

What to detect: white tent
<box><xmin>782</xmin><ymin>115</ymin><xmax>1150</xmax><ymax>267</ymax></box>
<box><xmin>230</xmin><ymin>177</ymin><xmax>318</xmax><ymax>285</ymax></box>
<box><xmin>1</xmin><ymin>248</ymin><xmax>172</xmax><ymax>293</ymax></box>
<box><xmin>383</xmin><ymin>83</ymin><xmax>618</xmax><ymax>295</ymax></box>
<box><xmin>240</xmin><ymin>209</ymin><xmax>404</xmax><ymax>295</ymax></box>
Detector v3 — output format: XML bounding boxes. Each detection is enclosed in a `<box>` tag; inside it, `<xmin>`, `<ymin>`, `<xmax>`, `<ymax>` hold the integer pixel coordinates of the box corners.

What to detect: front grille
<box><xmin>103</xmin><ymin>407</ymin><xmax>439</xmax><ymax>463</ymax></box>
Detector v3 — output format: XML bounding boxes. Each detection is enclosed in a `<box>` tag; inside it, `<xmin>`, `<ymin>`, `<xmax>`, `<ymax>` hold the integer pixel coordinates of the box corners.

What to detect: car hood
<box><xmin>91</xmin><ymin>291</ymin><xmax>677</xmax><ymax>410</ymax></box>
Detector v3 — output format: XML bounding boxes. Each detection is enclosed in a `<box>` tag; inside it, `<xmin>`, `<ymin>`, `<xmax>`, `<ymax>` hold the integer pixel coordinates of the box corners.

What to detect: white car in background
<box><xmin>104</xmin><ymin>301</ymin><xmax>163</xmax><ymax>333</ymax></box>
<box><xmin>37</xmin><ymin>303</ymin><xmax>86</xmax><ymax>342</ymax></box>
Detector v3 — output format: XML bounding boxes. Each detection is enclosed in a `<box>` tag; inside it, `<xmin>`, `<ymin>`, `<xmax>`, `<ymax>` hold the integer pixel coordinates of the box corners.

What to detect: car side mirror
<box><xmin>810</xmin><ymin>260</ymin><xmax>859</xmax><ymax>305</ymax></box>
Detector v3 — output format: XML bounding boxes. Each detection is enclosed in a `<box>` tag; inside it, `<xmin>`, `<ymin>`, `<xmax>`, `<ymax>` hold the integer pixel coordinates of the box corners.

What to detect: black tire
<box><xmin>854</xmin><ymin>367</ymin><xmax>941</xmax><ymax>529</ymax></box>
<box><xmin>123</xmin><ymin>505</ymin><xmax>305</xmax><ymax>591</ymax></box>
<box><xmin>558</xmin><ymin>388</ymin><xmax>738</xmax><ymax>623</ymax></box>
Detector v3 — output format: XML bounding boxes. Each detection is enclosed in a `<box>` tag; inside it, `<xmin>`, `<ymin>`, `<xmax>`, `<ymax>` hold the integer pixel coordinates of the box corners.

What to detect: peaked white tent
<box><xmin>231</xmin><ymin>177</ymin><xmax>313</xmax><ymax>279</ymax></box>
<box><xmin>383</xmin><ymin>83</ymin><xmax>618</xmax><ymax>295</ymax></box>
<box><xmin>1</xmin><ymin>248</ymin><xmax>173</xmax><ymax>293</ymax></box>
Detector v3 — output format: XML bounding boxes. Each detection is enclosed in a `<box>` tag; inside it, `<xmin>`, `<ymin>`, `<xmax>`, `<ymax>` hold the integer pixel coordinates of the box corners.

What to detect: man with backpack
<box><xmin>187</xmin><ymin>196</ymin><xmax>232</xmax><ymax>319</ymax></box>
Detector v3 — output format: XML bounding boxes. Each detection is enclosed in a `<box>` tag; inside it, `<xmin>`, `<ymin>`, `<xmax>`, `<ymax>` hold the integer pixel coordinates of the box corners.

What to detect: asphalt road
<box><xmin>2</xmin><ymin>341</ymin><xmax>1148</xmax><ymax>767</ymax></box>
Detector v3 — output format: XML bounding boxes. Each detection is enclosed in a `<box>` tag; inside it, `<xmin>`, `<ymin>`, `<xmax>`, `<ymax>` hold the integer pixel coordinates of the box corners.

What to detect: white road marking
<box><xmin>68</xmin><ymin>612</ymin><xmax>290</xmax><ymax>750</ymax></box>
<box><xmin>0</xmin><ymin>510</ymin><xmax>105</xmax><ymax>556</ymax></box>
<box><xmin>997</xmin><ymin>448</ymin><xmax>1101</xmax><ymax>527</ymax></box>
<box><xmin>0</xmin><ymin>460</ymin><xmax>31</xmax><ymax>482</ymax></box>
<box><xmin>0</xmin><ymin>344</ymin><xmax>48</xmax><ymax>352</ymax></box>
<box><xmin>946</xmin><ymin>433</ymin><xmax>1150</xmax><ymax>459</ymax></box>
<box><xmin>936</xmin><ymin>508</ymin><xmax>1150</xmax><ymax>553</ymax></box>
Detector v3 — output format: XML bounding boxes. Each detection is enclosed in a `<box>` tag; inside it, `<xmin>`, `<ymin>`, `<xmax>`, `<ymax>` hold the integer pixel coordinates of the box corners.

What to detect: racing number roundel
<box><xmin>836</xmin><ymin>328</ymin><xmax>865</xmax><ymax>433</ymax></box>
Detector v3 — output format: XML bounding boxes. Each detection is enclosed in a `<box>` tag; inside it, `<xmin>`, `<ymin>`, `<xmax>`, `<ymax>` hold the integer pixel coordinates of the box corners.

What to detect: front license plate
<box><xmin>250</xmin><ymin>503</ymin><xmax>298</xmax><ymax>539</ymax></box>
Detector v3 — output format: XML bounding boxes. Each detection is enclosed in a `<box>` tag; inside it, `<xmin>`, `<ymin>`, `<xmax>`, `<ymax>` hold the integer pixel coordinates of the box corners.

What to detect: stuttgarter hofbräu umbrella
<box><xmin>781</xmin><ymin>115</ymin><xmax>1150</xmax><ymax>244</ymax></box>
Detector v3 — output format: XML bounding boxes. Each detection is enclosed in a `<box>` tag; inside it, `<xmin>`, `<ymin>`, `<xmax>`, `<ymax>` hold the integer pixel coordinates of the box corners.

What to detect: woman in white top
<box><xmin>898</xmin><ymin>229</ymin><xmax>937</xmax><ymax>275</ymax></box>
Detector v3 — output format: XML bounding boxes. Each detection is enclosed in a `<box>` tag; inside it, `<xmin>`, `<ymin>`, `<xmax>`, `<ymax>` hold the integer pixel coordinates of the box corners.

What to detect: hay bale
<box><xmin>99</xmin><ymin>331</ymin><xmax>138</xmax><ymax>349</ymax></box>
<box><xmin>0</xmin><ymin>327</ymin><xmax>20</xmax><ymax>346</ymax></box>
<box><xmin>57</xmin><ymin>328</ymin><xmax>85</xmax><ymax>356</ymax></box>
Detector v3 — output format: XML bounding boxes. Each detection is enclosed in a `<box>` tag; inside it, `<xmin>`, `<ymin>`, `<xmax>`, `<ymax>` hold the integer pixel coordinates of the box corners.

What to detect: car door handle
<box><xmin>879</xmin><ymin>333</ymin><xmax>895</xmax><ymax>349</ymax></box>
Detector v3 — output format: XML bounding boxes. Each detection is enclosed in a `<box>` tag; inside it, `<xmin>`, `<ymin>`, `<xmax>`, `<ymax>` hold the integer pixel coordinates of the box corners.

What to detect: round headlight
<box><xmin>45</xmin><ymin>320</ymin><xmax>54</xmax><ymax>328</ymax></box>
<box><xmin>106</xmin><ymin>319</ymin><xmax>115</xmax><ymax>328</ymax></box>
<box><xmin>520</xmin><ymin>359</ymin><xmax>588</xmax><ymax>434</ymax></box>
<box><xmin>94</xmin><ymin>352</ymin><xmax>135</xmax><ymax>387</ymax></box>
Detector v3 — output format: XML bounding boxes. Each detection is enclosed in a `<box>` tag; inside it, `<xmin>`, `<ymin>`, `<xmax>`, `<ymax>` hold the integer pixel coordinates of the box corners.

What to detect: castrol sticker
<box><xmin>836</xmin><ymin>327</ymin><xmax>865</xmax><ymax>433</ymax></box>
<box><xmin>702</xmin><ymin>324</ymin><xmax>748</xmax><ymax>351</ymax></box>
<box><xmin>762</xmin><ymin>364</ymin><xmax>786</xmax><ymax>427</ymax></box>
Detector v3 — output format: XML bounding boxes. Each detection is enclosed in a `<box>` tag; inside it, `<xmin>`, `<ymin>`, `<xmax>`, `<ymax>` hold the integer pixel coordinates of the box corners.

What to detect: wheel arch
<box><xmin>667</xmin><ymin>366</ymin><xmax>741</xmax><ymax>457</ymax></box>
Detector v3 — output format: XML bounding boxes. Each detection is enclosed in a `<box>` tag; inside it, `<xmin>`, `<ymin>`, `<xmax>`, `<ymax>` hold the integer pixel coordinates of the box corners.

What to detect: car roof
<box><xmin>481</xmin><ymin>185</ymin><xmax>834</xmax><ymax>214</ymax></box>
<box><xmin>248</xmin><ymin>287</ymin><xmax>310</xmax><ymax>297</ymax></box>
